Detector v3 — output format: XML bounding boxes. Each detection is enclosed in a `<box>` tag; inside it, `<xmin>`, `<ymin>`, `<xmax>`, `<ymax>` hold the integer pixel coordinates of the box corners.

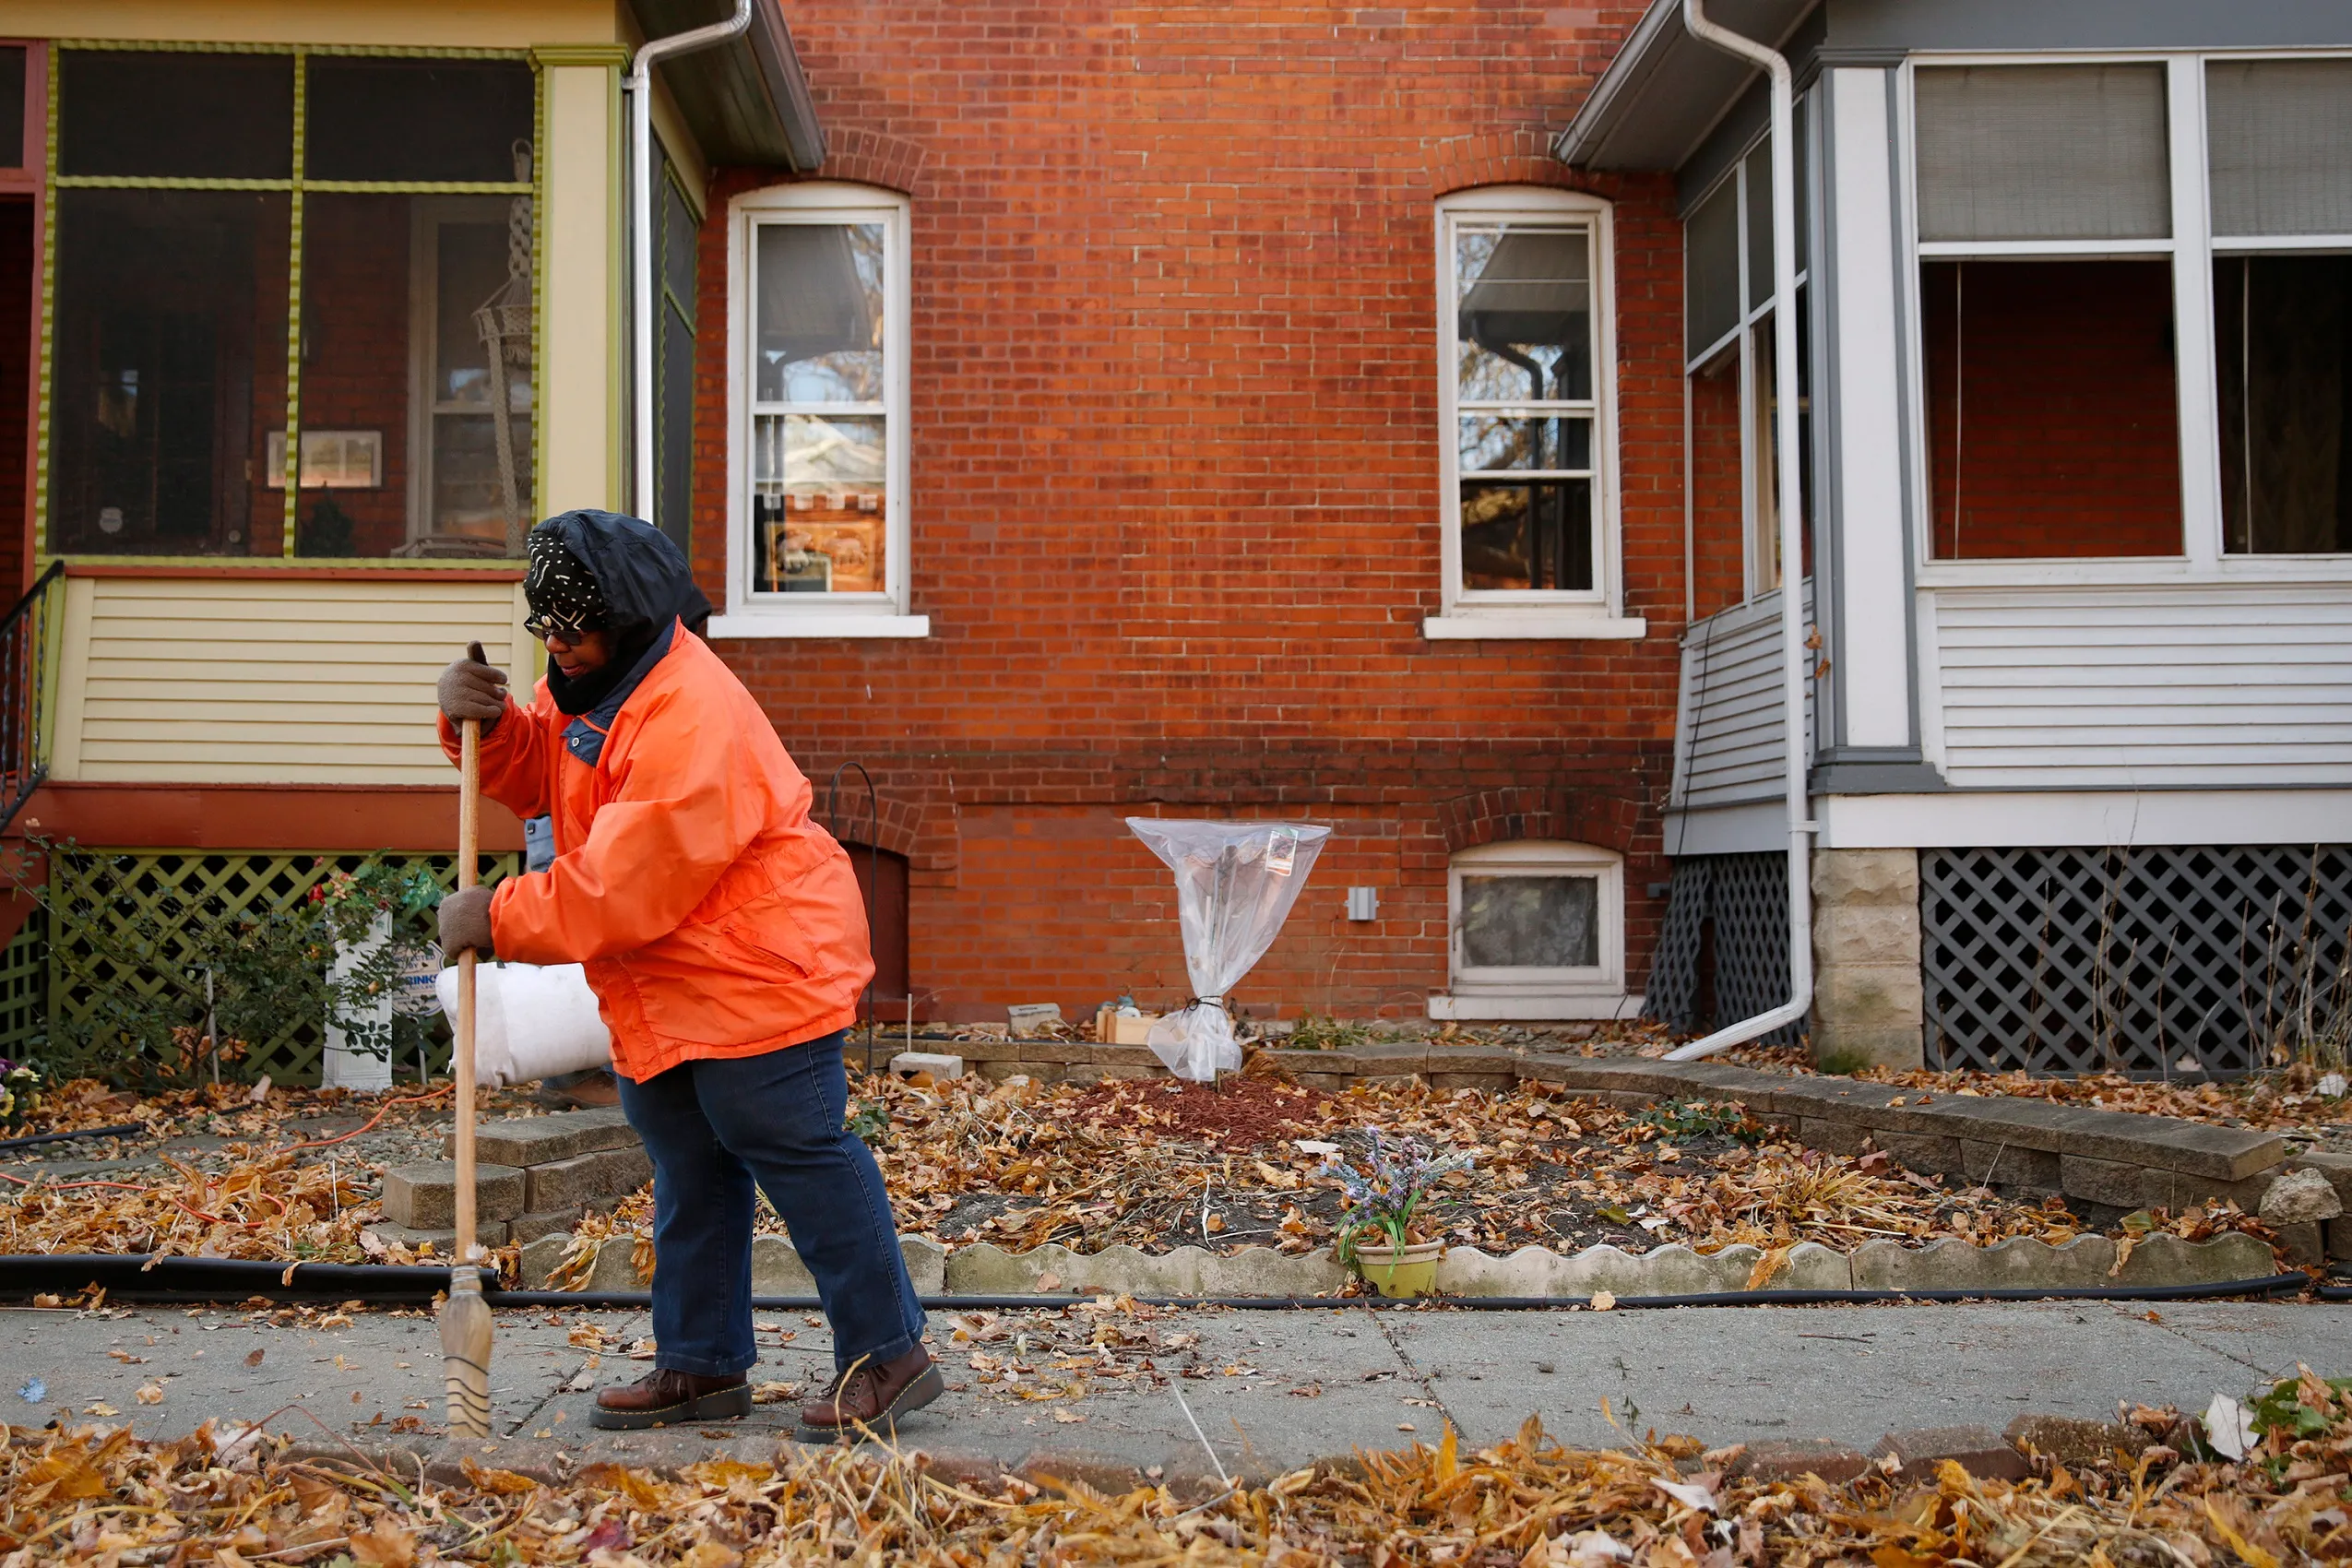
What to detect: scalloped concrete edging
<box><xmin>516</xmin><ymin>1228</ymin><xmax>2281</xmax><ymax>1297</ymax></box>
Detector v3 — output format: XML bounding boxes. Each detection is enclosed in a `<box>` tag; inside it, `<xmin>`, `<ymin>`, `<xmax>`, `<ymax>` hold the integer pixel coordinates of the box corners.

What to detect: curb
<box><xmin>517</xmin><ymin>1227</ymin><xmax>2286</xmax><ymax>1297</ymax></box>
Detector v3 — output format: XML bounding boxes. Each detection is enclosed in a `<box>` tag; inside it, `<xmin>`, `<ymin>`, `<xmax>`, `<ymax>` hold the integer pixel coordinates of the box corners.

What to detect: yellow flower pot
<box><xmin>1348</xmin><ymin>1238</ymin><xmax>1444</xmax><ymax>1299</ymax></box>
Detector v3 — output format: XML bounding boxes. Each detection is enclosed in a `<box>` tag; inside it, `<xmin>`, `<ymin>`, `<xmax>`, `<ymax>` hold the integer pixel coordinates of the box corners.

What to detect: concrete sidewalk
<box><xmin>7</xmin><ymin>1299</ymin><xmax>2347</xmax><ymax>1485</ymax></box>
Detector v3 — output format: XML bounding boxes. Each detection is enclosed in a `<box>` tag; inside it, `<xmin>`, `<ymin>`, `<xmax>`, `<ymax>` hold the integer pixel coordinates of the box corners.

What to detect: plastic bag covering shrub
<box><xmin>1124</xmin><ymin>818</ymin><xmax>1331</xmax><ymax>1082</ymax></box>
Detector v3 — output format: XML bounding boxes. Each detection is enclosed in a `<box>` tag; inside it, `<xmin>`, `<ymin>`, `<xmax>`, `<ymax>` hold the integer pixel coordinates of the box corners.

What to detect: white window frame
<box><xmin>1897</xmin><ymin>49</ymin><xmax>2352</xmax><ymax>591</ymax></box>
<box><xmin>1683</xmin><ymin>137</ymin><xmax>1813</xmax><ymax>606</ymax></box>
<box><xmin>712</xmin><ymin>181</ymin><xmax>926</xmax><ymax>638</ymax></box>
<box><xmin>1426</xmin><ymin>186</ymin><xmax>1645</xmax><ymax>640</ymax></box>
<box><xmin>1429</xmin><ymin>839</ymin><xmax>1635</xmax><ymax>1021</ymax></box>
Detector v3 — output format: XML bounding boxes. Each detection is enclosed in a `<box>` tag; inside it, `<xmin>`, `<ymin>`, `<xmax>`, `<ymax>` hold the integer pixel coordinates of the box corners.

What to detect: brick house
<box><xmin>12</xmin><ymin>0</ymin><xmax>2348</xmax><ymax>1078</ymax></box>
<box><xmin>685</xmin><ymin>2</ymin><xmax>1690</xmax><ymax>1028</ymax></box>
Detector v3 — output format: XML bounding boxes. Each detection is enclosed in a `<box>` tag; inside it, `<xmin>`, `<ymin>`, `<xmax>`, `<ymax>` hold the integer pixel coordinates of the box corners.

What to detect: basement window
<box><xmin>1433</xmin><ymin>841</ymin><xmax>1628</xmax><ymax>1021</ymax></box>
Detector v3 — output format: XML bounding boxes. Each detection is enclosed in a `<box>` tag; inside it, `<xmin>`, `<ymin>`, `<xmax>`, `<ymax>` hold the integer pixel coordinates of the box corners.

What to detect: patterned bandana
<box><xmin>523</xmin><ymin>528</ymin><xmax>609</xmax><ymax>637</ymax></box>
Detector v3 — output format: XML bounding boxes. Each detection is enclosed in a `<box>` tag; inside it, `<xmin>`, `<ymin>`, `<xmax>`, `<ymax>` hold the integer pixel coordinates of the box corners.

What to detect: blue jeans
<box><xmin>614</xmin><ymin>1031</ymin><xmax>924</xmax><ymax>1378</ymax></box>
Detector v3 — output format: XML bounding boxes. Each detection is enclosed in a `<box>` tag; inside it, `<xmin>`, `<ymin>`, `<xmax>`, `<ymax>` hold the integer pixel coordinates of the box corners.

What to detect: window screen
<box><xmin>2207</xmin><ymin>60</ymin><xmax>2352</xmax><ymax>239</ymax></box>
<box><xmin>61</xmin><ymin>51</ymin><xmax>294</xmax><ymax>179</ymax></box>
<box><xmin>1685</xmin><ymin>177</ymin><xmax>1740</xmax><ymax>358</ymax></box>
<box><xmin>306</xmin><ymin>59</ymin><xmax>535</xmax><ymax>184</ymax></box>
<box><xmin>1914</xmin><ymin>65</ymin><xmax>2169</xmax><ymax>244</ymax></box>
<box><xmin>1744</xmin><ymin>138</ymin><xmax>1774</xmax><ymax>313</ymax></box>
<box><xmin>0</xmin><ymin>48</ymin><xmax>24</xmax><ymax>170</ymax></box>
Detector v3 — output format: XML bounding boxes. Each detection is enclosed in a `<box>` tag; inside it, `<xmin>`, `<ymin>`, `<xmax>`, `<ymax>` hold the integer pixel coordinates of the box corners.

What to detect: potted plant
<box><xmin>1319</xmin><ymin>1130</ymin><xmax>1475</xmax><ymax>1299</ymax></box>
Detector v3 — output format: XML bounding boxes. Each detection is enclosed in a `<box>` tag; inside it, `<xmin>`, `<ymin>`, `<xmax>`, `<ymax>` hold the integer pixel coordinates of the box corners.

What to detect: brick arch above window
<box><xmin>818</xmin><ymin>789</ymin><xmax>921</xmax><ymax>862</ymax></box>
<box><xmin>1427</xmin><ymin>130</ymin><xmax>1597</xmax><ymax>199</ymax></box>
<box><xmin>815</xmin><ymin>129</ymin><xmax>929</xmax><ymax>197</ymax></box>
<box><xmin>1438</xmin><ymin>787</ymin><xmax>1641</xmax><ymax>857</ymax></box>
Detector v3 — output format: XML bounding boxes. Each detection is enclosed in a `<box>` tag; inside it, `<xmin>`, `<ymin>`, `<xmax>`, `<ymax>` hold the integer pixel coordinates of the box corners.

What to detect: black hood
<box><xmin>530</xmin><ymin>510</ymin><xmax>711</xmax><ymax>718</ymax></box>
<box><xmin>530</xmin><ymin>509</ymin><xmax>711</xmax><ymax>635</ymax></box>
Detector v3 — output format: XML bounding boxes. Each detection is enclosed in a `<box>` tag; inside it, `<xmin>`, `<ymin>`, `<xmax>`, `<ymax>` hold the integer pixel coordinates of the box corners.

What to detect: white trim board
<box><xmin>1820</xmin><ymin>789</ymin><xmax>2352</xmax><ymax>849</ymax></box>
<box><xmin>1427</xmin><ymin>992</ymin><xmax>1647</xmax><ymax>1022</ymax></box>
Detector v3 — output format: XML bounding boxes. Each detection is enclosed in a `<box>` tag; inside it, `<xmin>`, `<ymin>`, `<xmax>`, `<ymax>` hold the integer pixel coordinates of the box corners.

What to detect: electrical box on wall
<box><xmin>1347</xmin><ymin>886</ymin><xmax>1379</xmax><ymax>921</ymax></box>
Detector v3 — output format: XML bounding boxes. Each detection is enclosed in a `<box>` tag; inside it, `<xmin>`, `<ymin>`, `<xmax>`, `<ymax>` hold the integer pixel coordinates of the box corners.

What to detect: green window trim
<box><xmin>33</xmin><ymin>40</ymin><xmax>547</xmax><ymax>569</ymax></box>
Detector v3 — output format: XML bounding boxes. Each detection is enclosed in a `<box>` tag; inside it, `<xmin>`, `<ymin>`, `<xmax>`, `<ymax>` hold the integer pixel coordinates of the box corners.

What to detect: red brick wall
<box><xmin>1922</xmin><ymin>259</ymin><xmax>2183</xmax><ymax>561</ymax></box>
<box><xmin>692</xmin><ymin>2</ymin><xmax>1685</xmax><ymax>1023</ymax></box>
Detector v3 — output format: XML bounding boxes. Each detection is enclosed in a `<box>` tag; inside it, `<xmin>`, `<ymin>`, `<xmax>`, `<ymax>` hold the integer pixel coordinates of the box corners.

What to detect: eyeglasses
<box><xmin>523</xmin><ymin>614</ymin><xmax>601</xmax><ymax>645</ymax></box>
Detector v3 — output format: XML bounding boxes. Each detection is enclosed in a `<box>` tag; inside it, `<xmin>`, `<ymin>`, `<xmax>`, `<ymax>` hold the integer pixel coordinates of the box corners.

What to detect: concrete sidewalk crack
<box><xmin>2103</xmin><ymin>1302</ymin><xmax>2287</xmax><ymax>1384</ymax></box>
<box><xmin>1368</xmin><ymin>1306</ymin><xmax>1459</xmax><ymax>1436</ymax></box>
<box><xmin>502</xmin><ymin>1357</ymin><xmax>585</xmax><ymax>1437</ymax></box>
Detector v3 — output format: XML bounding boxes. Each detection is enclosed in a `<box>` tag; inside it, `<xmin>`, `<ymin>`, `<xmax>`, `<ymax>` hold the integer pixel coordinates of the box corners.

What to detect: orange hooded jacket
<box><xmin>438</xmin><ymin>622</ymin><xmax>873</xmax><ymax>1082</ymax></box>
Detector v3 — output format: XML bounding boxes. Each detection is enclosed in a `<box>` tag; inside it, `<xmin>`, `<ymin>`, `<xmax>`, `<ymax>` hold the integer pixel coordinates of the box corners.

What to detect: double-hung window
<box><xmin>715</xmin><ymin>182</ymin><xmax>922</xmax><ymax>637</ymax></box>
<box><xmin>1429</xmin><ymin>187</ymin><xmax>1638</xmax><ymax>639</ymax></box>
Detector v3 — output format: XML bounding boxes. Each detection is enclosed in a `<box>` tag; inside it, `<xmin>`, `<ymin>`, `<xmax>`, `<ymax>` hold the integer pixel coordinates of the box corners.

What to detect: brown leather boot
<box><xmin>590</xmin><ymin>1367</ymin><xmax>750</xmax><ymax>1430</ymax></box>
<box><xmin>795</xmin><ymin>1347</ymin><xmax>944</xmax><ymax>1442</ymax></box>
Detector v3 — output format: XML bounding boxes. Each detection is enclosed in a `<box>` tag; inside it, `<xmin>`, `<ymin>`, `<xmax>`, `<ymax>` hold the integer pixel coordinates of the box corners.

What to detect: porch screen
<box><xmin>1684</xmin><ymin>179</ymin><xmax>1739</xmax><ymax>359</ymax></box>
<box><xmin>1913</xmin><ymin>65</ymin><xmax>2168</xmax><ymax>243</ymax></box>
<box><xmin>45</xmin><ymin>47</ymin><xmax>539</xmax><ymax>560</ymax></box>
<box><xmin>2208</xmin><ymin>60</ymin><xmax>2352</xmax><ymax>555</ymax></box>
<box><xmin>2206</xmin><ymin>60</ymin><xmax>2352</xmax><ymax>238</ymax></box>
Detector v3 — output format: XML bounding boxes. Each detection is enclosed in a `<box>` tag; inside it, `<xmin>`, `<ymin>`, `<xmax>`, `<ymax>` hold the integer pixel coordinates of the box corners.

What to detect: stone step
<box><xmin>442</xmin><ymin>1106</ymin><xmax>639</xmax><ymax>1169</ymax></box>
<box><xmin>380</xmin><ymin>1160</ymin><xmax>524</xmax><ymax>1229</ymax></box>
<box><xmin>523</xmin><ymin>1146</ymin><xmax>652</xmax><ymax>1212</ymax></box>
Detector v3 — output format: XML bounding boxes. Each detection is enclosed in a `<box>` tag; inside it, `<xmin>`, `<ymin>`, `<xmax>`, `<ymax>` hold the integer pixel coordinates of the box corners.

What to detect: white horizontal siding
<box><xmin>54</xmin><ymin>576</ymin><xmax>528</xmax><ymax>786</ymax></box>
<box><xmin>1932</xmin><ymin>584</ymin><xmax>2352</xmax><ymax>789</ymax></box>
<box><xmin>1669</xmin><ymin>581</ymin><xmax>1815</xmax><ymax>812</ymax></box>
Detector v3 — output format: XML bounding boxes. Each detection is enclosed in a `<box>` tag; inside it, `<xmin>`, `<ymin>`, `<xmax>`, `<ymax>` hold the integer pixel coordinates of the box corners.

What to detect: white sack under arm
<box><xmin>434</xmin><ymin>961</ymin><xmax>613</xmax><ymax>1087</ymax></box>
<box><xmin>1125</xmin><ymin>818</ymin><xmax>1331</xmax><ymax>1082</ymax></box>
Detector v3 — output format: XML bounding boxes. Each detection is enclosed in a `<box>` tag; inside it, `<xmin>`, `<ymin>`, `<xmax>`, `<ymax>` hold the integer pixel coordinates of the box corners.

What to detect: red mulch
<box><xmin>1071</xmin><ymin>1074</ymin><xmax>1336</xmax><ymax>1152</ymax></box>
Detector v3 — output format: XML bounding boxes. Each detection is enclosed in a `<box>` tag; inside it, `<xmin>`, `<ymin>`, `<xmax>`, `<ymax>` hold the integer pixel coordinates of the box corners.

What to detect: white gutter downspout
<box><xmin>627</xmin><ymin>0</ymin><xmax>754</xmax><ymax>523</ymax></box>
<box><xmin>1665</xmin><ymin>0</ymin><xmax>1814</xmax><ymax>1062</ymax></box>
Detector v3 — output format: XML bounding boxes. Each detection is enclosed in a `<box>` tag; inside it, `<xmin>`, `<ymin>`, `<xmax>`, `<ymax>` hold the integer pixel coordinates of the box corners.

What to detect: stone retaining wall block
<box><xmin>1958</xmin><ymin>1140</ymin><xmax>2062</xmax><ymax>1190</ymax></box>
<box><xmin>2060</xmin><ymin>1156</ymin><xmax>2144</xmax><ymax>1208</ymax></box>
<box><xmin>2140</xmin><ymin>1168</ymin><xmax>2278</xmax><ymax>1213</ymax></box>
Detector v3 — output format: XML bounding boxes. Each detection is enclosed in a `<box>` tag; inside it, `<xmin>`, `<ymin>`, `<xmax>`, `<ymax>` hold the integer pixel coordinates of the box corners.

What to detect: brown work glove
<box><xmin>438</xmin><ymin>885</ymin><xmax>496</xmax><ymax>958</ymax></box>
<box><xmin>437</xmin><ymin>640</ymin><xmax>508</xmax><ymax>730</ymax></box>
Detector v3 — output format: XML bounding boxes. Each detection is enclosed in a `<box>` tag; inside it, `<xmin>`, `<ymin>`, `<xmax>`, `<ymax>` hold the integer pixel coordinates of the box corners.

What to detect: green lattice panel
<box><xmin>0</xmin><ymin>908</ymin><xmax>47</xmax><ymax>1061</ymax></box>
<box><xmin>47</xmin><ymin>849</ymin><xmax>517</xmax><ymax>1085</ymax></box>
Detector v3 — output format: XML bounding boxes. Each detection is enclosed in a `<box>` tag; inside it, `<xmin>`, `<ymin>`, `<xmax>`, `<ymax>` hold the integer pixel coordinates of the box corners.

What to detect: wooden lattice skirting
<box><xmin>1921</xmin><ymin>844</ymin><xmax>2352</xmax><ymax>1076</ymax></box>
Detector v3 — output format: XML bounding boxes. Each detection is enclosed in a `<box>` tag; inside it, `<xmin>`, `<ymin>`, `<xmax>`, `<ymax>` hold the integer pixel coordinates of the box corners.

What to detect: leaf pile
<box><xmin>562</xmin><ymin>1073</ymin><xmax>2144</xmax><ymax>1265</ymax></box>
<box><xmin>8</xmin><ymin>1370</ymin><xmax>2352</xmax><ymax>1565</ymax></box>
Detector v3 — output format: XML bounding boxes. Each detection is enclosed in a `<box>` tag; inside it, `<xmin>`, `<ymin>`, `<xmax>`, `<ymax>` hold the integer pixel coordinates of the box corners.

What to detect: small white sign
<box><xmin>266</xmin><ymin>429</ymin><xmax>384</xmax><ymax>489</ymax></box>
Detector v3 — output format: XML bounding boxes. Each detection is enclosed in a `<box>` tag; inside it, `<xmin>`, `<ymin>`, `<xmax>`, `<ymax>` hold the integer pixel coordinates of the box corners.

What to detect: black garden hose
<box><xmin>0</xmin><ymin>1253</ymin><xmax>2323</xmax><ymax>1310</ymax></box>
<box><xmin>0</xmin><ymin>1123</ymin><xmax>148</xmax><ymax>1154</ymax></box>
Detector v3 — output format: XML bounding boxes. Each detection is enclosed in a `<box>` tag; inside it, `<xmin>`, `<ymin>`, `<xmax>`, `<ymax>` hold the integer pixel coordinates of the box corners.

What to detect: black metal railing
<box><xmin>0</xmin><ymin>561</ymin><xmax>65</xmax><ymax>835</ymax></box>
